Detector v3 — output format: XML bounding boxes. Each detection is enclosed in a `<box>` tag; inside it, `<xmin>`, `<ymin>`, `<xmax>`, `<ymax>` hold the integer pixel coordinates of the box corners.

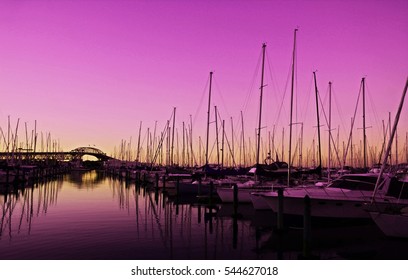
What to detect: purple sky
<box><xmin>0</xmin><ymin>0</ymin><xmax>407</xmax><ymax>165</ymax></box>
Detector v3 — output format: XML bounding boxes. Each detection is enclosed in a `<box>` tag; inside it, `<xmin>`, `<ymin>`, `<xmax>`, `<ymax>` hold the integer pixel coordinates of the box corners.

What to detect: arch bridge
<box><xmin>69</xmin><ymin>147</ymin><xmax>111</xmax><ymax>161</ymax></box>
<box><xmin>0</xmin><ymin>146</ymin><xmax>113</xmax><ymax>162</ymax></box>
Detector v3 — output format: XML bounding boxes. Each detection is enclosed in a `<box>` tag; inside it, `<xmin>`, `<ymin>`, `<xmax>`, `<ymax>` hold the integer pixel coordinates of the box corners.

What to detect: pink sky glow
<box><xmin>0</xmin><ymin>0</ymin><xmax>407</xmax><ymax>166</ymax></box>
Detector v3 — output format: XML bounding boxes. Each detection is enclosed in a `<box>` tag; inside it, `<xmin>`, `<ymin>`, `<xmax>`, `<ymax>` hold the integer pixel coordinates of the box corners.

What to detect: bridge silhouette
<box><xmin>0</xmin><ymin>146</ymin><xmax>113</xmax><ymax>161</ymax></box>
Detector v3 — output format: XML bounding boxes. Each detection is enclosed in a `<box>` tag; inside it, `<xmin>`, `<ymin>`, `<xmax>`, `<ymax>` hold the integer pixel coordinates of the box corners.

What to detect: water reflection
<box><xmin>0</xmin><ymin>180</ymin><xmax>62</xmax><ymax>239</ymax></box>
<box><xmin>1</xmin><ymin>171</ymin><xmax>408</xmax><ymax>260</ymax></box>
<box><xmin>107</xmin><ymin>174</ymin><xmax>270</xmax><ymax>259</ymax></box>
<box><xmin>68</xmin><ymin>170</ymin><xmax>105</xmax><ymax>187</ymax></box>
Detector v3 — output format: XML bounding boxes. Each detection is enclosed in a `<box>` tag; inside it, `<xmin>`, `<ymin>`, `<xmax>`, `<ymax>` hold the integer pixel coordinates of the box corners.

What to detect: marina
<box><xmin>0</xmin><ymin>78</ymin><xmax>407</xmax><ymax>259</ymax></box>
<box><xmin>0</xmin><ymin>3</ymin><xmax>407</xmax><ymax>276</ymax></box>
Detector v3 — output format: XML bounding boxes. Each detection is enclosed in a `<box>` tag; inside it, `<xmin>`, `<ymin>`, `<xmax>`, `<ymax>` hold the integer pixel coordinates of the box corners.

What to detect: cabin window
<box><xmin>328</xmin><ymin>176</ymin><xmax>379</xmax><ymax>191</ymax></box>
<box><xmin>386</xmin><ymin>179</ymin><xmax>408</xmax><ymax>199</ymax></box>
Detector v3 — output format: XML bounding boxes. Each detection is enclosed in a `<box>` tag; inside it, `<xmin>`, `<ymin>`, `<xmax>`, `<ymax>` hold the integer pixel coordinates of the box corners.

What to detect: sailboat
<box><xmin>217</xmin><ymin>43</ymin><xmax>277</xmax><ymax>205</ymax></box>
<box><xmin>297</xmin><ymin>71</ymin><xmax>324</xmax><ymax>180</ymax></box>
<box><xmin>218</xmin><ymin>32</ymin><xmax>304</xmax><ymax>205</ymax></box>
<box><xmin>193</xmin><ymin>72</ymin><xmax>246</xmax><ymax>179</ymax></box>
<box><xmin>368</xmin><ymin>78</ymin><xmax>408</xmax><ymax>238</ymax></box>
<box><xmin>255</xmin><ymin>29</ymin><xmax>299</xmax><ymax>182</ymax></box>
<box><xmin>369</xmin><ymin>206</ymin><xmax>408</xmax><ymax>238</ymax></box>
<box><xmin>253</xmin><ymin>172</ymin><xmax>405</xmax><ymax>218</ymax></box>
<box><xmin>251</xmin><ymin>78</ymin><xmax>408</xmax><ymax>217</ymax></box>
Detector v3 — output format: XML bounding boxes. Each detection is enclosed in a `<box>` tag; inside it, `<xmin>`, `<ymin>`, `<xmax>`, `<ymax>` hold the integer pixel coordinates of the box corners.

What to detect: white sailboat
<box><xmin>255</xmin><ymin>173</ymin><xmax>406</xmax><ymax>218</ymax></box>
<box><xmin>369</xmin><ymin>207</ymin><xmax>408</xmax><ymax>238</ymax></box>
<box><xmin>369</xmin><ymin>78</ymin><xmax>408</xmax><ymax>237</ymax></box>
<box><xmin>250</xmin><ymin>78</ymin><xmax>408</xmax><ymax>219</ymax></box>
<box><xmin>218</xmin><ymin>30</ymin><xmax>301</xmax><ymax>205</ymax></box>
<box><xmin>217</xmin><ymin>43</ymin><xmax>276</xmax><ymax>204</ymax></box>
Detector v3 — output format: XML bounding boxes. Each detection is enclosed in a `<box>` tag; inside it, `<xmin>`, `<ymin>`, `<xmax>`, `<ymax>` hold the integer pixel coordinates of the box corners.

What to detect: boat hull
<box><xmin>370</xmin><ymin>211</ymin><xmax>408</xmax><ymax>238</ymax></box>
<box><xmin>261</xmin><ymin>189</ymin><xmax>373</xmax><ymax>218</ymax></box>
<box><xmin>249</xmin><ymin>193</ymin><xmax>272</xmax><ymax>210</ymax></box>
<box><xmin>217</xmin><ymin>185</ymin><xmax>274</xmax><ymax>203</ymax></box>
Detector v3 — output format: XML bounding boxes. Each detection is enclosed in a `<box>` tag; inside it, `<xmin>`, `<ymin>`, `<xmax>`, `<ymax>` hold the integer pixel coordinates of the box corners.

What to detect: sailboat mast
<box><xmin>372</xmin><ymin>78</ymin><xmax>407</xmax><ymax>200</ymax></box>
<box><xmin>146</xmin><ymin>127</ymin><xmax>150</xmax><ymax>164</ymax></box>
<box><xmin>215</xmin><ymin>105</ymin><xmax>220</xmax><ymax>166</ymax></box>
<box><xmin>189</xmin><ymin>114</ymin><xmax>194</xmax><ymax>167</ymax></box>
<box><xmin>205</xmin><ymin>72</ymin><xmax>213</xmax><ymax>166</ymax></box>
<box><xmin>299</xmin><ymin>123</ymin><xmax>303</xmax><ymax>168</ymax></box>
<box><xmin>362</xmin><ymin>77</ymin><xmax>367</xmax><ymax>169</ymax></box>
<box><xmin>328</xmin><ymin>81</ymin><xmax>332</xmax><ymax>181</ymax></box>
<box><xmin>406</xmin><ymin>132</ymin><xmax>408</xmax><ymax>163</ymax></box>
<box><xmin>171</xmin><ymin>107</ymin><xmax>176</xmax><ymax>165</ymax></box>
<box><xmin>230</xmin><ymin>117</ymin><xmax>234</xmax><ymax>167</ymax></box>
<box><xmin>282</xmin><ymin>127</ymin><xmax>285</xmax><ymax>162</ymax></box>
<box><xmin>272</xmin><ymin>125</ymin><xmax>275</xmax><ymax>161</ymax></box>
<box><xmin>313</xmin><ymin>71</ymin><xmax>322</xmax><ymax>177</ymax></box>
<box><xmin>396</xmin><ymin>127</ymin><xmax>398</xmax><ymax>165</ymax></box>
<box><xmin>288</xmin><ymin>28</ymin><xmax>298</xmax><ymax>186</ymax></box>
<box><xmin>33</xmin><ymin>120</ymin><xmax>37</xmax><ymax>158</ymax></box>
<box><xmin>222</xmin><ymin>119</ymin><xmax>225</xmax><ymax>168</ymax></box>
<box><xmin>199</xmin><ymin>136</ymin><xmax>202</xmax><ymax>165</ymax></box>
<box><xmin>388</xmin><ymin>112</ymin><xmax>392</xmax><ymax>164</ymax></box>
<box><xmin>350</xmin><ymin>118</ymin><xmax>353</xmax><ymax>166</ymax></box>
<box><xmin>240</xmin><ymin>111</ymin><xmax>245</xmax><ymax>167</ymax></box>
<box><xmin>182</xmin><ymin>122</ymin><xmax>185</xmax><ymax>166</ymax></box>
<box><xmin>256</xmin><ymin>43</ymin><xmax>266</xmax><ymax>166</ymax></box>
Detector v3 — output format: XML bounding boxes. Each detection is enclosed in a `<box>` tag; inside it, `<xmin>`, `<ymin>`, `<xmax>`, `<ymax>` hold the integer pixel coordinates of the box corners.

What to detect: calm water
<box><xmin>1</xmin><ymin>170</ymin><xmax>408</xmax><ymax>260</ymax></box>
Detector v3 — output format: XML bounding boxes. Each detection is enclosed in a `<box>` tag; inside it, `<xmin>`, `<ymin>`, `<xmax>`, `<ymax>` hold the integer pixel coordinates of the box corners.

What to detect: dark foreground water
<box><xmin>1</xmin><ymin>170</ymin><xmax>408</xmax><ymax>260</ymax></box>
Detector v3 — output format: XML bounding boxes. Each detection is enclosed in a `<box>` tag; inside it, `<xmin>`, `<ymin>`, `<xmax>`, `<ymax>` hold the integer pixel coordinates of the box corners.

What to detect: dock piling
<box><xmin>162</xmin><ymin>175</ymin><xmax>166</xmax><ymax>192</ymax></box>
<box><xmin>155</xmin><ymin>173</ymin><xmax>159</xmax><ymax>190</ymax></box>
<box><xmin>277</xmin><ymin>188</ymin><xmax>284</xmax><ymax>231</ymax></box>
<box><xmin>303</xmin><ymin>195</ymin><xmax>312</xmax><ymax>259</ymax></box>
<box><xmin>209</xmin><ymin>181</ymin><xmax>214</xmax><ymax>206</ymax></box>
<box><xmin>232</xmin><ymin>184</ymin><xmax>241</xmax><ymax>218</ymax></box>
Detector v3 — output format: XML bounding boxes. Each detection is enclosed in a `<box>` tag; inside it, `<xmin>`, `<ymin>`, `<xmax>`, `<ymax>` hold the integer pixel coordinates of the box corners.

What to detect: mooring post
<box><xmin>155</xmin><ymin>173</ymin><xmax>159</xmax><ymax>190</ymax></box>
<box><xmin>125</xmin><ymin>170</ymin><xmax>129</xmax><ymax>181</ymax></box>
<box><xmin>277</xmin><ymin>229</ymin><xmax>283</xmax><ymax>260</ymax></box>
<box><xmin>176</xmin><ymin>177</ymin><xmax>180</xmax><ymax>197</ymax></box>
<box><xmin>198</xmin><ymin>205</ymin><xmax>202</xmax><ymax>224</ymax></box>
<box><xmin>125</xmin><ymin>170</ymin><xmax>130</xmax><ymax>185</ymax></box>
<box><xmin>303</xmin><ymin>195</ymin><xmax>312</xmax><ymax>259</ymax></box>
<box><xmin>233</xmin><ymin>184</ymin><xmax>239</xmax><ymax>218</ymax></box>
<box><xmin>154</xmin><ymin>173</ymin><xmax>159</xmax><ymax>204</ymax></box>
<box><xmin>209</xmin><ymin>181</ymin><xmax>214</xmax><ymax>206</ymax></box>
<box><xmin>232</xmin><ymin>184</ymin><xmax>239</xmax><ymax>248</ymax></box>
<box><xmin>198</xmin><ymin>177</ymin><xmax>202</xmax><ymax>196</ymax></box>
<box><xmin>162</xmin><ymin>191</ymin><xmax>166</xmax><ymax>209</ymax></box>
<box><xmin>208</xmin><ymin>207</ymin><xmax>213</xmax><ymax>234</ymax></box>
<box><xmin>162</xmin><ymin>175</ymin><xmax>166</xmax><ymax>192</ymax></box>
<box><xmin>175</xmin><ymin>179</ymin><xmax>180</xmax><ymax>215</ymax></box>
<box><xmin>233</xmin><ymin>216</ymin><xmax>238</xmax><ymax>249</ymax></box>
<box><xmin>277</xmin><ymin>188</ymin><xmax>284</xmax><ymax>231</ymax></box>
<box><xmin>16</xmin><ymin>167</ymin><xmax>20</xmax><ymax>184</ymax></box>
<box><xmin>155</xmin><ymin>188</ymin><xmax>159</xmax><ymax>205</ymax></box>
